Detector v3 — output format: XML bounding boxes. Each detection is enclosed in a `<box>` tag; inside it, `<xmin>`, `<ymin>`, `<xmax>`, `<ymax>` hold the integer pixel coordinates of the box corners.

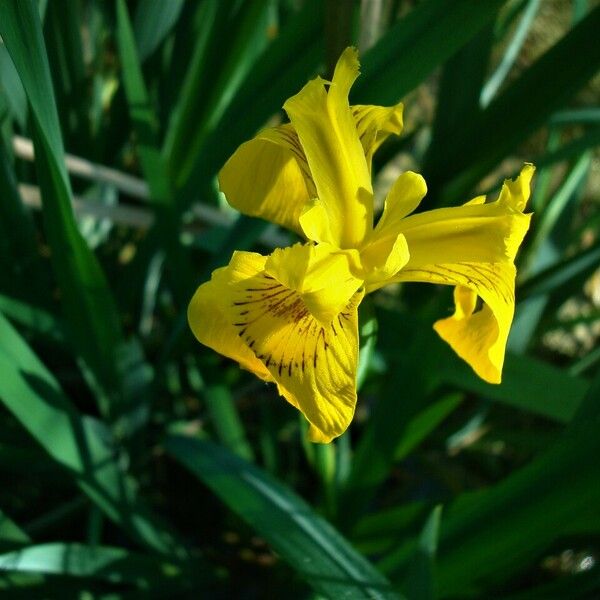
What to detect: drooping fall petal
<box><xmin>188</xmin><ymin>246</ymin><xmax>364</xmax><ymax>443</ymax></box>
<box><xmin>378</xmin><ymin>165</ymin><xmax>534</xmax><ymax>383</ymax></box>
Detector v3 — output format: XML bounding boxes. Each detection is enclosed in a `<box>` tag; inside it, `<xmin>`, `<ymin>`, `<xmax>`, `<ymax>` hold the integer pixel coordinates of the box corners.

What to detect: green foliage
<box><xmin>0</xmin><ymin>0</ymin><xmax>598</xmax><ymax>597</ymax></box>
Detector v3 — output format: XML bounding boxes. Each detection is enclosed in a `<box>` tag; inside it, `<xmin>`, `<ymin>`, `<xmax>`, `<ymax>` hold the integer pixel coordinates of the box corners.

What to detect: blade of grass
<box><xmin>0</xmin><ymin>139</ymin><xmax>49</xmax><ymax>306</ymax></box>
<box><xmin>518</xmin><ymin>239</ymin><xmax>600</xmax><ymax>301</ymax></box>
<box><xmin>0</xmin><ymin>0</ymin><xmax>124</xmax><ymax>411</ymax></box>
<box><xmin>354</xmin><ymin>0</ymin><xmax>504</xmax><ymax>104</ymax></box>
<box><xmin>166</xmin><ymin>0</ymin><xmax>274</xmax><ymax>190</ymax></box>
<box><xmin>394</xmin><ymin>393</ymin><xmax>463</xmax><ymax>461</ymax></box>
<box><xmin>480</xmin><ymin>0</ymin><xmax>540</xmax><ymax>107</ymax></box>
<box><xmin>523</xmin><ymin>152</ymin><xmax>592</xmax><ymax>274</ymax></box>
<box><xmin>550</xmin><ymin>107</ymin><xmax>600</xmax><ymax>125</ymax></box>
<box><xmin>339</xmin><ymin>309</ymin><xmax>441</xmax><ymax>529</ymax></box>
<box><xmin>534</xmin><ymin>126</ymin><xmax>600</xmax><ymax>172</ymax></box>
<box><xmin>0</xmin><ymin>510</ymin><xmax>30</xmax><ymax>552</ymax></box>
<box><xmin>439</xmin><ymin>350</ymin><xmax>589</xmax><ymax>424</ymax></box>
<box><xmin>428</xmin><ymin>6</ymin><xmax>600</xmax><ymax>204</ymax></box>
<box><xmin>402</xmin><ymin>506</ymin><xmax>442</xmax><ymax>600</ymax></box>
<box><xmin>0</xmin><ymin>543</ymin><xmax>188</xmax><ymax>587</ymax></box>
<box><xmin>43</xmin><ymin>0</ymin><xmax>87</xmax><ymax>153</ymax></box>
<box><xmin>0</xmin><ymin>45</ymin><xmax>27</xmax><ymax>128</ymax></box>
<box><xmin>501</xmin><ymin>568</ymin><xmax>600</xmax><ymax>600</ymax></box>
<box><xmin>115</xmin><ymin>0</ymin><xmax>195</xmax><ymax>306</ymax></box>
<box><xmin>181</xmin><ymin>0</ymin><xmax>323</xmax><ymax>195</ymax></box>
<box><xmin>166</xmin><ymin>433</ymin><xmax>404</xmax><ymax>600</ymax></box>
<box><xmin>202</xmin><ymin>385</ymin><xmax>254</xmax><ymax>462</ymax></box>
<box><xmin>510</xmin><ymin>153</ymin><xmax>591</xmax><ymax>353</ymax></box>
<box><xmin>133</xmin><ymin>0</ymin><xmax>185</xmax><ymax>62</ymax></box>
<box><xmin>0</xmin><ymin>294</ymin><xmax>65</xmax><ymax>344</ymax></box>
<box><xmin>425</xmin><ymin>23</ymin><xmax>495</xmax><ymax>172</ymax></box>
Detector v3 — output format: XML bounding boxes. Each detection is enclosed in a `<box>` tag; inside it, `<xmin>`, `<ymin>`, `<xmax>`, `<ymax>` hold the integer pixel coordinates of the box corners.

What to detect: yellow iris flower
<box><xmin>188</xmin><ymin>48</ymin><xmax>533</xmax><ymax>443</ymax></box>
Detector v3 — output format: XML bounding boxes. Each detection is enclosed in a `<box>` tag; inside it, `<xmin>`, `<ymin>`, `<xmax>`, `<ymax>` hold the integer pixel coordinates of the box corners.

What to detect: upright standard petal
<box><xmin>218</xmin><ymin>125</ymin><xmax>314</xmax><ymax>236</ymax></box>
<box><xmin>378</xmin><ymin>166</ymin><xmax>534</xmax><ymax>383</ymax></box>
<box><xmin>188</xmin><ymin>246</ymin><xmax>364</xmax><ymax>443</ymax></box>
<box><xmin>352</xmin><ymin>103</ymin><xmax>403</xmax><ymax>172</ymax></box>
<box><xmin>283</xmin><ymin>47</ymin><xmax>373</xmax><ymax>248</ymax></box>
<box><xmin>218</xmin><ymin>52</ymin><xmax>404</xmax><ymax>242</ymax></box>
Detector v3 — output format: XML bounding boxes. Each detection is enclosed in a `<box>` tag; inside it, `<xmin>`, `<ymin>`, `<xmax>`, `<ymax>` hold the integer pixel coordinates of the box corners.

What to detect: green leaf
<box><xmin>501</xmin><ymin>568</ymin><xmax>600</xmax><ymax>600</ymax></box>
<box><xmin>352</xmin><ymin>502</ymin><xmax>430</xmax><ymax>556</ymax></box>
<box><xmin>203</xmin><ymin>384</ymin><xmax>254</xmax><ymax>461</ymax></box>
<box><xmin>425</xmin><ymin>22</ymin><xmax>495</xmax><ymax>171</ymax></box>
<box><xmin>115</xmin><ymin>0</ymin><xmax>194</xmax><ymax>305</ymax></box>
<box><xmin>166</xmin><ymin>434</ymin><xmax>403</xmax><ymax>600</ymax></box>
<box><xmin>394</xmin><ymin>393</ymin><xmax>463</xmax><ymax>461</ymax></box>
<box><xmin>550</xmin><ymin>107</ymin><xmax>600</xmax><ymax>125</ymax></box>
<box><xmin>0</xmin><ymin>543</ymin><xmax>187</xmax><ymax>586</ymax></box>
<box><xmin>522</xmin><ymin>152</ymin><xmax>592</xmax><ymax>276</ymax></box>
<box><xmin>534</xmin><ymin>126</ymin><xmax>600</xmax><ymax>171</ymax></box>
<box><xmin>43</xmin><ymin>0</ymin><xmax>87</xmax><ymax>151</ymax></box>
<box><xmin>0</xmin><ymin>45</ymin><xmax>27</xmax><ymax>127</ymax></box>
<box><xmin>510</xmin><ymin>153</ymin><xmax>591</xmax><ymax>353</ymax></box>
<box><xmin>134</xmin><ymin>0</ymin><xmax>185</xmax><ymax>62</ymax></box>
<box><xmin>427</xmin><ymin>5</ymin><xmax>600</xmax><ymax>203</ymax></box>
<box><xmin>480</xmin><ymin>0</ymin><xmax>540</xmax><ymax>107</ymax></box>
<box><xmin>402</xmin><ymin>506</ymin><xmax>442</xmax><ymax>600</ymax></box>
<box><xmin>339</xmin><ymin>310</ymin><xmax>440</xmax><ymax>529</ymax></box>
<box><xmin>354</xmin><ymin>0</ymin><xmax>504</xmax><ymax>104</ymax></box>
<box><xmin>182</xmin><ymin>0</ymin><xmax>323</xmax><ymax>190</ymax></box>
<box><xmin>0</xmin><ymin>139</ymin><xmax>49</xmax><ymax>305</ymax></box>
<box><xmin>0</xmin><ymin>313</ymin><xmax>188</xmax><ymax>557</ymax></box>
<box><xmin>0</xmin><ymin>294</ymin><xmax>64</xmax><ymax>344</ymax></box>
<box><xmin>439</xmin><ymin>351</ymin><xmax>588</xmax><ymax>423</ymax></box>
<box><xmin>0</xmin><ymin>0</ymin><xmax>124</xmax><ymax>408</ymax></box>
<box><xmin>116</xmin><ymin>0</ymin><xmax>170</xmax><ymax>201</ymax></box>
<box><xmin>379</xmin><ymin>372</ymin><xmax>600</xmax><ymax>596</ymax></box>
<box><xmin>518</xmin><ymin>239</ymin><xmax>600</xmax><ymax>302</ymax></box>
<box><xmin>166</xmin><ymin>0</ymin><xmax>274</xmax><ymax>189</ymax></box>
<box><xmin>0</xmin><ymin>510</ymin><xmax>30</xmax><ymax>551</ymax></box>
<box><xmin>357</xmin><ymin>297</ymin><xmax>378</xmax><ymax>390</ymax></box>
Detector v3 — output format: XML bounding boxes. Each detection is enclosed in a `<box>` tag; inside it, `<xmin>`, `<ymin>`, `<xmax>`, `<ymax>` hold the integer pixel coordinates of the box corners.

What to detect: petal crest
<box><xmin>265</xmin><ymin>243</ymin><xmax>363</xmax><ymax>324</ymax></box>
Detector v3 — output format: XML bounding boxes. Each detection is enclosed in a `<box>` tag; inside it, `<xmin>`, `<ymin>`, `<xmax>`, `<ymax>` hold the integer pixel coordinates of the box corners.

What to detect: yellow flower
<box><xmin>188</xmin><ymin>48</ymin><xmax>533</xmax><ymax>443</ymax></box>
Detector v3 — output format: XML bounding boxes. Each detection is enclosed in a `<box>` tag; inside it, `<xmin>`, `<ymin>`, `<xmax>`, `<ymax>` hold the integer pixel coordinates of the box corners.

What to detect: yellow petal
<box><xmin>218</xmin><ymin>124</ymin><xmax>314</xmax><ymax>236</ymax></box>
<box><xmin>393</xmin><ymin>177</ymin><xmax>532</xmax><ymax>268</ymax></box>
<box><xmin>189</xmin><ymin>248</ymin><xmax>364</xmax><ymax>442</ymax></box>
<box><xmin>188</xmin><ymin>252</ymin><xmax>272</xmax><ymax>382</ymax></box>
<box><xmin>352</xmin><ymin>102</ymin><xmax>404</xmax><ymax>171</ymax></box>
<box><xmin>373</xmin><ymin>171</ymin><xmax>428</xmax><ymax>239</ymax></box>
<box><xmin>380</xmin><ymin>165</ymin><xmax>534</xmax><ymax>383</ymax></box>
<box><xmin>394</xmin><ymin>262</ymin><xmax>517</xmax><ymax>383</ymax></box>
<box><xmin>265</xmin><ymin>243</ymin><xmax>363</xmax><ymax>324</ymax></box>
<box><xmin>353</xmin><ymin>171</ymin><xmax>424</xmax><ymax>286</ymax></box>
<box><xmin>359</xmin><ymin>233</ymin><xmax>410</xmax><ymax>286</ymax></box>
<box><xmin>299</xmin><ymin>199</ymin><xmax>335</xmax><ymax>244</ymax></box>
<box><xmin>283</xmin><ymin>47</ymin><xmax>373</xmax><ymax>248</ymax></box>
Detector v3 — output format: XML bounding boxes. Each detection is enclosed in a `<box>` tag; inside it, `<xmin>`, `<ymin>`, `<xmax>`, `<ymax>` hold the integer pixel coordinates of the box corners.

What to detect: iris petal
<box><xmin>352</xmin><ymin>103</ymin><xmax>403</xmax><ymax>172</ymax></box>
<box><xmin>283</xmin><ymin>47</ymin><xmax>373</xmax><ymax>247</ymax></box>
<box><xmin>188</xmin><ymin>247</ymin><xmax>363</xmax><ymax>443</ymax></box>
<box><xmin>218</xmin><ymin>126</ymin><xmax>313</xmax><ymax>236</ymax></box>
<box><xmin>377</xmin><ymin>165</ymin><xmax>534</xmax><ymax>383</ymax></box>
